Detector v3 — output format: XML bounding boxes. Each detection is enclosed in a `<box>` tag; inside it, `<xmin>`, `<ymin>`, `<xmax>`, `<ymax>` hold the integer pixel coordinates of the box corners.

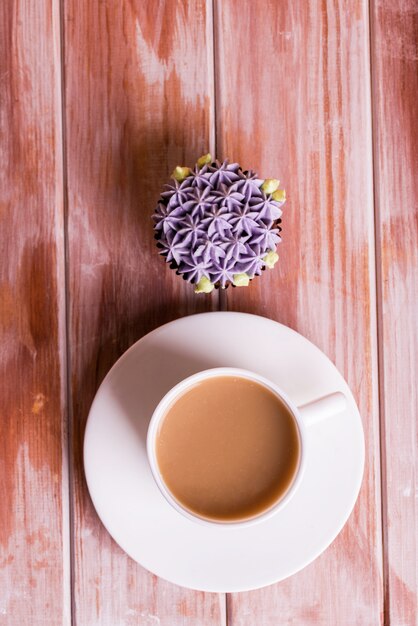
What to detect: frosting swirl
<box><xmin>153</xmin><ymin>157</ymin><xmax>285</xmax><ymax>290</ymax></box>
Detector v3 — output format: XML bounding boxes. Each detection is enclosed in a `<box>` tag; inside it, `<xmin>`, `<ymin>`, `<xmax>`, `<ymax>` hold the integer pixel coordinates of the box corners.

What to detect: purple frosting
<box><xmin>153</xmin><ymin>159</ymin><xmax>285</xmax><ymax>288</ymax></box>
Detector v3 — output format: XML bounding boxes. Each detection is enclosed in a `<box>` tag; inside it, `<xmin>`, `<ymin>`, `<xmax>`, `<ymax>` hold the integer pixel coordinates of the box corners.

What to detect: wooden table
<box><xmin>1</xmin><ymin>1</ymin><xmax>417</xmax><ymax>624</ymax></box>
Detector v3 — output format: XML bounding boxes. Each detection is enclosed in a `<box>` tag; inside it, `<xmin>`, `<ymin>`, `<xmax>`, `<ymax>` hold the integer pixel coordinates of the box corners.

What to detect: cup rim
<box><xmin>146</xmin><ymin>367</ymin><xmax>307</xmax><ymax>528</ymax></box>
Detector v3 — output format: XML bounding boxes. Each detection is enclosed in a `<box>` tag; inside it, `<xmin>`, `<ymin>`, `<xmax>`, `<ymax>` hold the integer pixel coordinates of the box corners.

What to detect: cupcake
<box><xmin>152</xmin><ymin>154</ymin><xmax>286</xmax><ymax>293</ymax></box>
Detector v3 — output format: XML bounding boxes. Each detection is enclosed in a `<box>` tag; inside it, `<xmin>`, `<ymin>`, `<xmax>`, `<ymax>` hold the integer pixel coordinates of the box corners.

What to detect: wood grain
<box><xmin>214</xmin><ymin>1</ymin><xmax>383</xmax><ymax>623</ymax></box>
<box><xmin>371</xmin><ymin>1</ymin><xmax>418</xmax><ymax>624</ymax></box>
<box><xmin>64</xmin><ymin>0</ymin><xmax>223</xmax><ymax>623</ymax></box>
<box><xmin>0</xmin><ymin>0</ymin><xmax>69</xmax><ymax>624</ymax></box>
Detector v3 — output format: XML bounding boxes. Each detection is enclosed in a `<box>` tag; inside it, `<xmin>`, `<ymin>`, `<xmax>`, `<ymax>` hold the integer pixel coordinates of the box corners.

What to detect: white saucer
<box><xmin>84</xmin><ymin>312</ymin><xmax>364</xmax><ymax>592</ymax></box>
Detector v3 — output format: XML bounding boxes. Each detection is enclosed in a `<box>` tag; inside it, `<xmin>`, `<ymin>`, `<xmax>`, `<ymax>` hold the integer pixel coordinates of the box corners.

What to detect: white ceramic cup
<box><xmin>147</xmin><ymin>367</ymin><xmax>346</xmax><ymax>528</ymax></box>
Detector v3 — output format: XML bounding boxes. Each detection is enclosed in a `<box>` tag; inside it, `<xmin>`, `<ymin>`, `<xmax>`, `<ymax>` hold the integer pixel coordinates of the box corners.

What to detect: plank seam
<box><xmin>54</xmin><ymin>0</ymin><xmax>72</xmax><ymax>620</ymax></box>
<box><xmin>209</xmin><ymin>0</ymin><xmax>226</xmax><ymax>316</ymax></box>
<box><xmin>368</xmin><ymin>1</ymin><xmax>390</xmax><ymax>624</ymax></box>
<box><xmin>211</xmin><ymin>0</ymin><xmax>227</xmax><ymax>621</ymax></box>
<box><xmin>211</xmin><ymin>0</ymin><xmax>227</xmax><ymax>314</ymax></box>
<box><xmin>208</xmin><ymin>0</ymin><xmax>216</xmax><ymax>164</ymax></box>
<box><xmin>58</xmin><ymin>0</ymin><xmax>76</xmax><ymax>623</ymax></box>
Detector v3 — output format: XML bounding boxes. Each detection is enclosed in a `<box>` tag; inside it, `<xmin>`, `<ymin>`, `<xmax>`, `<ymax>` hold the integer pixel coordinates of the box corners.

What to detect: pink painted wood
<box><xmin>63</xmin><ymin>0</ymin><xmax>223</xmax><ymax>624</ymax></box>
<box><xmin>214</xmin><ymin>1</ymin><xmax>383</xmax><ymax>623</ymax></box>
<box><xmin>0</xmin><ymin>0</ymin><xmax>69</xmax><ymax>624</ymax></box>
<box><xmin>371</xmin><ymin>0</ymin><xmax>418</xmax><ymax>623</ymax></box>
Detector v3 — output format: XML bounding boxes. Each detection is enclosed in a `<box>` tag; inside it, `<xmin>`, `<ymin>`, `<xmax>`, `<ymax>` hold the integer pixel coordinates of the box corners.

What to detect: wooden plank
<box><xmin>64</xmin><ymin>0</ymin><xmax>223</xmax><ymax>623</ymax></box>
<box><xmin>214</xmin><ymin>1</ymin><xmax>383</xmax><ymax>623</ymax></box>
<box><xmin>371</xmin><ymin>1</ymin><xmax>418</xmax><ymax>624</ymax></box>
<box><xmin>0</xmin><ymin>1</ymin><xmax>69</xmax><ymax>625</ymax></box>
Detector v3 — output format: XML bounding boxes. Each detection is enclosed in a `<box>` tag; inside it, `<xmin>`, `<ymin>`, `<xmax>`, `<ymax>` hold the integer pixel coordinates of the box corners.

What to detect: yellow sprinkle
<box><xmin>263</xmin><ymin>251</ymin><xmax>279</xmax><ymax>269</ymax></box>
<box><xmin>261</xmin><ymin>179</ymin><xmax>280</xmax><ymax>194</ymax></box>
<box><xmin>272</xmin><ymin>189</ymin><xmax>286</xmax><ymax>203</ymax></box>
<box><xmin>171</xmin><ymin>166</ymin><xmax>192</xmax><ymax>182</ymax></box>
<box><xmin>233</xmin><ymin>273</ymin><xmax>250</xmax><ymax>287</ymax></box>
<box><xmin>194</xmin><ymin>276</ymin><xmax>215</xmax><ymax>294</ymax></box>
<box><xmin>197</xmin><ymin>153</ymin><xmax>212</xmax><ymax>168</ymax></box>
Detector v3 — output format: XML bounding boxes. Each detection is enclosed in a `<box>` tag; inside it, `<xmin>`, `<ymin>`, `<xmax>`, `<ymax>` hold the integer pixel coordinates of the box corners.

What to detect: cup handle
<box><xmin>298</xmin><ymin>392</ymin><xmax>347</xmax><ymax>427</ymax></box>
